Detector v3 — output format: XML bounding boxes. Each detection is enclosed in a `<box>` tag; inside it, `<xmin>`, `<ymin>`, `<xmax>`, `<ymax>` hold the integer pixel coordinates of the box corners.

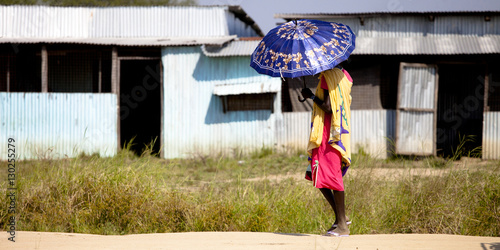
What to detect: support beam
<box><xmin>111</xmin><ymin>47</ymin><xmax>118</xmax><ymax>94</ymax></box>
<box><xmin>111</xmin><ymin>47</ymin><xmax>121</xmax><ymax>151</ymax></box>
<box><xmin>98</xmin><ymin>51</ymin><xmax>102</xmax><ymax>93</ymax></box>
<box><xmin>41</xmin><ymin>45</ymin><xmax>48</xmax><ymax>92</ymax></box>
<box><xmin>6</xmin><ymin>57</ymin><xmax>10</xmax><ymax>92</ymax></box>
<box><xmin>159</xmin><ymin>60</ymin><xmax>164</xmax><ymax>158</ymax></box>
<box><xmin>484</xmin><ymin>65</ymin><xmax>490</xmax><ymax>112</ymax></box>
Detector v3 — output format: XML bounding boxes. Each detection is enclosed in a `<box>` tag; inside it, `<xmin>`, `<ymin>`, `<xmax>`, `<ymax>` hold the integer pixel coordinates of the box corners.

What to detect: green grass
<box><xmin>1</xmin><ymin>148</ymin><xmax>499</xmax><ymax>236</ymax></box>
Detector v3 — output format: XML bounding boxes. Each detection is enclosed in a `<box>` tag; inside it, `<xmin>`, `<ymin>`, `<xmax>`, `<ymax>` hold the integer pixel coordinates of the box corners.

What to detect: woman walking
<box><xmin>301</xmin><ymin>64</ymin><xmax>353</xmax><ymax>237</ymax></box>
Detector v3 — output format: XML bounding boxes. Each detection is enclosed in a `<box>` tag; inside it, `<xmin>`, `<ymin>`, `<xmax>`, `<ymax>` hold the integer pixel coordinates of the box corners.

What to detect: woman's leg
<box><xmin>330</xmin><ymin>190</ymin><xmax>349</xmax><ymax>236</ymax></box>
<box><xmin>319</xmin><ymin>188</ymin><xmax>338</xmax><ymax>221</ymax></box>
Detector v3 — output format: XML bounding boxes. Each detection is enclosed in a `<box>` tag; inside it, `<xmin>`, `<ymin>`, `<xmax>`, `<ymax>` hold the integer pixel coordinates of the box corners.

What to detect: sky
<box><xmin>198</xmin><ymin>0</ymin><xmax>500</xmax><ymax>34</ymax></box>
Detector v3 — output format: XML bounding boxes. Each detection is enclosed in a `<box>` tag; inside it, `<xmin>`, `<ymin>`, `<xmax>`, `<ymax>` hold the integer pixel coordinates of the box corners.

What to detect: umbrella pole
<box><xmin>298</xmin><ymin>76</ymin><xmax>307</xmax><ymax>102</ymax></box>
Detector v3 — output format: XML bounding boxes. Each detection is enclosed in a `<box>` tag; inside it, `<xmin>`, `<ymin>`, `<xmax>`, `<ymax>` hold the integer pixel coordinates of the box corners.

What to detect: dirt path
<box><xmin>240</xmin><ymin>167</ymin><xmax>478</xmax><ymax>184</ymax></box>
<box><xmin>2</xmin><ymin>231</ymin><xmax>499</xmax><ymax>250</ymax></box>
<box><xmin>243</xmin><ymin>157</ymin><xmax>499</xmax><ymax>183</ymax></box>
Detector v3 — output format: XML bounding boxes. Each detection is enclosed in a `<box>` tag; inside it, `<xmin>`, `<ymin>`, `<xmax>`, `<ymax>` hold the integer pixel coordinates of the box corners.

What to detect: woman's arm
<box><xmin>301</xmin><ymin>87</ymin><xmax>332</xmax><ymax>114</ymax></box>
<box><xmin>315</xmin><ymin>89</ymin><xmax>332</xmax><ymax>114</ymax></box>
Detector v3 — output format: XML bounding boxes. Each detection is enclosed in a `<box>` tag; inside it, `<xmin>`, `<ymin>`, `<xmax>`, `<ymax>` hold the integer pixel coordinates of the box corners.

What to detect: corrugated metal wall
<box><xmin>161</xmin><ymin>46</ymin><xmax>281</xmax><ymax>158</ymax></box>
<box><xmin>160</xmin><ymin>46</ymin><xmax>398</xmax><ymax>159</ymax></box>
<box><xmin>0</xmin><ymin>93</ymin><xmax>117</xmax><ymax>160</ymax></box>
<box><xmin>399</xmin><ymin>66</ymin><xmax>436</xmax><ymax>110</ymax></box>
<box><xmin>396</xmin><ymin>111</ymin><xmax>434</xmax><ymax>155</ymax></box>
<box><xmin>279</xmin><ymin>110</ymin><xmax>395</xmax><ymax>158</ymax></box>
<box><xmin>396</xmin><ymin>64</ymin><xmax>437</xmax><ymax>155</ymax></box>
<box><xmin>279</xmin><ymin>112</ymin><xmax>311</xmax><ymax>151</ymax></box>
<box><xmin>483</xmin><ymin>112</ymin><xmax>500</xmax><ymax>159</ymax></box>
<box><xmin>351</xmin><ymin>110</ymin><xmax>396</xmax><ymax>158</ymax></box>
<box><xmin>0</xmin><ymin>5</ymin><xmax>233</xmax><ymax>38</ymax></box>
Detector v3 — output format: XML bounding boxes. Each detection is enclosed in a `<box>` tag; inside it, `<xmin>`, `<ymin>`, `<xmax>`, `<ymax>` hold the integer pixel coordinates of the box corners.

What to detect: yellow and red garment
<box><xmin>306</xmin><ymin>67</ymin><xmax>352</xmax><ymax>190</ymax></box>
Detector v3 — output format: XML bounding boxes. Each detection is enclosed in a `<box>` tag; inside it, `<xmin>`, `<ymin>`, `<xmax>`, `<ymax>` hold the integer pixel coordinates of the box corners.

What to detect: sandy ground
<box><xmin>1</xmin><ymin>231</ymin><xmax>499</xmax><ymax>250</ymax></box>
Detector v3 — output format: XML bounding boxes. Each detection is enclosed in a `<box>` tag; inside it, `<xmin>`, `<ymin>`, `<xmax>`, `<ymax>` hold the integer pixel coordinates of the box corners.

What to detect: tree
<box><xmin>0</xmin><ymin>0</ymin><xmax>197</xmax><ymax>6</ymax></box>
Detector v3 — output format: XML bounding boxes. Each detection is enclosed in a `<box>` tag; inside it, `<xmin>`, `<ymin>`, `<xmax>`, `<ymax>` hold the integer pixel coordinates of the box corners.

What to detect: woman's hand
<box><xmin>301</xmin><ymin>88</ymin><xmax>314</xmax><ymax>99</ymax></box>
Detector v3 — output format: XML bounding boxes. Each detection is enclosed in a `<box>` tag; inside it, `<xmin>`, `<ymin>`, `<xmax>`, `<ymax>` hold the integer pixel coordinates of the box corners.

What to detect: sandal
<box><xmin>328</xmin><ymin>220</ymin><xmax>352</xmax><ymax>231</ymax></box>
<box><xmin>326</xmin><ymin>230</ymin><xmax>349</xmax><ymax>237</ymax></box>
<box><xmin>332</xmin><ymin>220</ymin><xmax>352</xmax><ymax>228</ymax></box>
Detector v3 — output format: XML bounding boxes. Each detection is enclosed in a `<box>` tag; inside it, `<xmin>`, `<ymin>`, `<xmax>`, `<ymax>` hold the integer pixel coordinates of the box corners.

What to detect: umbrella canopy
<box><xmin>250</xmin><ymin>19</ymin><xmax>355</xmax><ymax>78</ymax></box>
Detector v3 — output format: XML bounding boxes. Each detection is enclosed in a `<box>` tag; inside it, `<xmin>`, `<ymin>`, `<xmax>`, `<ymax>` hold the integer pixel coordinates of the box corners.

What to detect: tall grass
<box><xmin>1</xmin><ymin>148</ymin><xmax>499</xmax><ymax>236</ymax></box>
<box><xmin>346</xmin><ymin>166</ymin><xmax>500</xmax><ymax>236</ymax></box>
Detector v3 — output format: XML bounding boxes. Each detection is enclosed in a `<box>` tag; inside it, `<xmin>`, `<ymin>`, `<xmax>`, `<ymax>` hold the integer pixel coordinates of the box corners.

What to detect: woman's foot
<box><xmin>327</xmin><ymin>216</ymin><xmax>351</xmax><ymax>231</ymax></box>
<box><xmin>326</xmin><ymin>227</ymin><xmax>350</xmax><ymax>237</ymax></box>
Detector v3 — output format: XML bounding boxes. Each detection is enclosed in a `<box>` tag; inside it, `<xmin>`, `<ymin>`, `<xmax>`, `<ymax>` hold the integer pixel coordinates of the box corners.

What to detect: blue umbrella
<box><xmin>250</xmin><ymin>19</ymin><xmax>356</xmax><ymax>79</ymax></box>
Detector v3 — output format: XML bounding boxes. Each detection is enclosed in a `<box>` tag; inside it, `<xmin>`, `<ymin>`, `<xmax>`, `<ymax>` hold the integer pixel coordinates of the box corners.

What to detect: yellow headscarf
<box><xmin>307</xmin><ymin>67</ymin><xmax>352</xmax><ymax>167</ymax></box>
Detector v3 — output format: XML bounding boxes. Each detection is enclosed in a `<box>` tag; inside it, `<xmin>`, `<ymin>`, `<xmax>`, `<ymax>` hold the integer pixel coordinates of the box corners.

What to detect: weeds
<box><xmin>450</xmin><ymin>134</ymin><xmax>482</xmax><ymax>160</ymax></box>
<box><xmin>1</xmin><ymin>148</ymin><xmax>499</xmax><ymax>236</ymax></box>
<box><xmin>423</xmin><ymin>156</ymin><xmax>449</xmax><ymax>169</ymax></box>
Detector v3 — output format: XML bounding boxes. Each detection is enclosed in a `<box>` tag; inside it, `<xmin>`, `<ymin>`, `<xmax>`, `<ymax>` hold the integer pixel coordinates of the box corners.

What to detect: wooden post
<box><xmin>433</xmin><ymin>65</ymin><xmax>439</xmax><ymax>157</ymax></box>
<box><xmin>6</xmin><ymin>57</ymin><xmax>10</xmax><ymax>92</ymax></box>
<box><xmin>98</xmin><ymin>51</ymin><xmax>102</xmax><ymax>93</ymax></box>
<box><xmin>484</xmin><ymin>65</ymin><xmax>490</xmax><ymax>113</ymax></box>
<box><xmin>159</xmin><ymin>60</ymin><xmax>164</xmax><ymax>158</ymax></box>
<box><xmin>111</xmin><ymin>47</ymin><xmax>118</xmax><ymax>94</ymax></box>
<box><xmin>111</xmin><ymin>47</ymin><xmax>121</xmax><ymax>151</ymax></box>
<box><xmin>41</xmin><ymin>45</ymin><xmax>48</xmax><ymax>92</ymax></box>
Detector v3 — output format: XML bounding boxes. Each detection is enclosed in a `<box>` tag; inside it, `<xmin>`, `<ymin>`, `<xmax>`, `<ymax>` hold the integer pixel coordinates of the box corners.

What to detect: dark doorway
<box><xmin>436</xmin><ymin>64</ymin><xmax>484</xmax><ymax>158</ymax></box>
<box><xmin>120</xmin><ymin>60</ymin><xmax>161</xmax><ymax>155</ymax></box>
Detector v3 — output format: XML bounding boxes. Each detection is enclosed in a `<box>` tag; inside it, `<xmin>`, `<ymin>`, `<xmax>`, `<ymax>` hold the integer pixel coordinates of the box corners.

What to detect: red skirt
<box><xmin>310</xmin><ymin>112</ymin><xmax>344</xmax><ymax>191</ymax></box>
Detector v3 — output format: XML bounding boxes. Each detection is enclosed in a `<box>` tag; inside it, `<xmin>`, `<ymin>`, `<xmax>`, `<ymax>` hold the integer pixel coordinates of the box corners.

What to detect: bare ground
<box><xmin>2</xmin><ymin>231</ymin><xmax>499</xmax><ymax>250</ymax></box>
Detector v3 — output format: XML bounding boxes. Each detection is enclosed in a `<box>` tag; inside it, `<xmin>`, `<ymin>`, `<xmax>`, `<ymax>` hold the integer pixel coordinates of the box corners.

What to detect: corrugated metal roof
<box><xmin>0</xmin><ymin>36</ymin><xmax>237</xmax><ymax>46</ymax></box>
<box><xmin>354</xmin><ymin>36</ymin><xmax>500</xmax><ymax>55</ymax></box>
<box><xmin>324</xmin><ymin>16</ymin><xmax>500</xmax><ymax>38</ymax></box>
<box><xmin>275</xmin><ymin>10</ymin><xmax>500</xmax><ymax>19</ymax></box>
<box><xmin>0</xmin><ymin>5</ymin><xmax>256</xmax><ymax>45</ymax></box>
<box><xmin>202</xmin><ymin>36</ymin><xmax>500</xmax><ymax>56</ymax></box>
<box><xmin>213</xmin><ymin>81</ymin><xmax>280</xmax><ymax>95</ymax></box>
<box><xmin>202</xmin><ymin>40</ymin><xmax>261</xmax><ymax>57</ymax></box>
<box><xmin>264</xmin><ymin>13</ymin><xmax>500</xmax><ymax>55</ymax></box>
<box><xmin>0</xmin><ymin>5</ymin><xmax>230</xmax><ymax>37</ymax></box>
<box><xmin>227</xmin><ymin>6</ymin><xmax>264</xmax><ymax>37</ymax></box>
